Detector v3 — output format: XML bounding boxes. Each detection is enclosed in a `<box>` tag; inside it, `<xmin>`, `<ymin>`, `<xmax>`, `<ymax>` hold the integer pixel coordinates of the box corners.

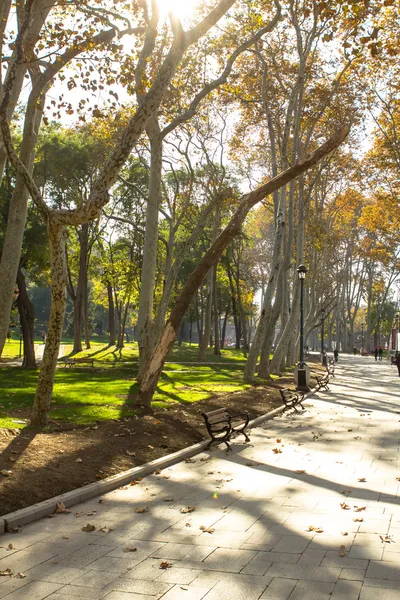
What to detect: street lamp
<box><xmin>320</xmin><ymin>308</ymin><xmax>326</xmax><ymax>366</ymax></box>
<box><xmin>361</xmin><ymin>322</ymin><xmax>365</xmax><ymax>355</ymax></box>
<box><xmin>296</xmin><ymin>264</ymin><xmax>309</xmax><ymax>392</ymax></box>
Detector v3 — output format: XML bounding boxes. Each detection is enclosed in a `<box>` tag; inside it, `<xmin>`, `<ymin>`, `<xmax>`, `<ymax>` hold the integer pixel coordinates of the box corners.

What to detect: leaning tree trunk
<box><xmin>31</xmin><ymin>222</ymin><xmax>68</xmax><ymax>427</ymax></box>
<box><xmin>16</xmin><ymin>267</ymin><xmax>36</xmax><ymax>368</ymax></box>
<box><xmin>136</xmin><ymin>124</ymin><xmax>351</xmax><ymax>407</ymax></box>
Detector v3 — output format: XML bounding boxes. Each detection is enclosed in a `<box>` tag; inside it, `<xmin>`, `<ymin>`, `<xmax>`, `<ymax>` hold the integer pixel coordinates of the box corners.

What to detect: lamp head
<box><xmin>297</xmin><ymin>264</ymin><xmax>307</xmax><ymax>280</ymax></box>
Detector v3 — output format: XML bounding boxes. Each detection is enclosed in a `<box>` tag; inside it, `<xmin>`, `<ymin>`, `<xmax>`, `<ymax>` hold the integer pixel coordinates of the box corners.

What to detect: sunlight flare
<box><xmin>157</xmin><ymin>0</ymin><xmax>199</xmax><ymax>18</ymax></box>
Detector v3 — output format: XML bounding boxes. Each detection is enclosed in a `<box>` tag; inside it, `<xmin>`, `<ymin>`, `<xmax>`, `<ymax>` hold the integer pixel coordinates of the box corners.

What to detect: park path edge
<box><xmin>0</xmin><ymin>386</ymin><xmax>317</xmax><ymax>535</ymax></box>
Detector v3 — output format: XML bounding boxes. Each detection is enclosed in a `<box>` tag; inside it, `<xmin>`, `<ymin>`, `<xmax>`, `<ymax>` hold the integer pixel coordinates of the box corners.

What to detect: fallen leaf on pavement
<box><xmin>276</xmin><ymin>439</ymin><xmax>282</xmax><ymax>443</ymax></box>
<box><xmin>295</xmin><ymin>470</ymin><xmax>306</xmax><ymax>474</ymax></box>
<box><xmin>126</xmin><ymin>450</ymin><xmax>136</xmax><ymax>456</ymax></box>
<box><xmin>6</xmin><ymin>544</ymin><xmax>13</xmax><ymax>551</ymax></box>
<box><xmin>200</xmin><ymin>526</ymin><xmax>215</xmax><ymax>534</ymax></box>
<box><xmin>130</xmin><ymin>480</ymin><xmax>141</xmax><ymax>486</ymax></box>
<box><xmin>75</xmin><ymin>512</ymin><xmax>84</xmax><ymax>517</ymax></box>
<box><xmin>307</xmin><ymin>526</ymin><xmax>324</xmax><ymax>533</ymax></box>
<box><xmin>272</xmin><ymin>448</ymin><xmax>282</xmax><ymax>454</ymax></box>
<box><xmin>135</xmin><ymin>507</ymin><xmax>148</xmax><ymax>513</ymax></box>
<box><xmin>81</xmin><ymin>524</ymin><xmax>96</xmax><ymax>532</ymax></box>
<box><xmin>357</xmin><ymin>478</ymin><xmax>366</xmax><ymax>482</ymax></box>
<box><xmin>55</xmin><ymin>502</ymin><xmax>71</xmax><ymax>514</ymax></box>
<box><xmin>153</xmin><ymin>470</ymin><xmax>161</xmax><ymax>475</ymax></box>
<box><xmin>184</xmin><ymin>458</ymin><xmax>196</xmax><ymax>463</ymax></box>
<box><xmin>99</xmin><ymin>527</ymin><xmax>112</xmax><ymax>533</ymax></box>
<box><xmin>16</xmin><ymin>572</ymin><xmax>26</xmax><ymax>578</ymax></box>
<box><xmin>124</xmin><ymin>547</ymin><xmax>137</xmax><ymax>552</ymax></box>
<box><xmin>340</xmin><ymin>502</ymin><xmax>351</xmax><ymax>510</ymax></box>
<box><xmin>180</xmin><ymin>506</ymin><xmax>195</xmax><ymax>514</ymax></box>
<box><xmin>338</xmin><ymin>545</ymin><xmax>346</xmax><ymax>557</ymax></box>
<box><xmin>341</xmin><ymin>532</ymin><xmax>348</xmax><ymax>536</ymax></box>
<box><xmin>354</xmin><ymin>506</ymin><xmax>366</xmax><ymax>512</ymax></box>
<box><xmin>353</xmin><ymin>518</ymin><xmax>364</xmax><ymax>522</ymax></box>
<box><xmin>0</xmin><ymin>569</ymin><xmax>12</xmax><ymax>576</ymax></box>
<box><xmin>160</xmin><ymin>561</ymin><xmax>172</xmax><ymax>570</ymax></box>
<box><xmin>380</xmin><ymin>535</ymin><xmax>393</xmax><ymax>543</ymax></box>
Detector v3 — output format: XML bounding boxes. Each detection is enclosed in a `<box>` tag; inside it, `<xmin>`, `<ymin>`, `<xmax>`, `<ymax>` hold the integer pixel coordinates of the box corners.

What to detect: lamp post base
<box><xmin>295</xmin><ymin>365</ymin><xmax>310</xmax><ymax>393</ymax></box>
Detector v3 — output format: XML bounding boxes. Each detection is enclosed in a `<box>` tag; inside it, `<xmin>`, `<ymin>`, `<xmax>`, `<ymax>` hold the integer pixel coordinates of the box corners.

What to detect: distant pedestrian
<box><xmin>353</xmin><ymin>347</ymin><xmax>357</xmax><ymax>356</ymax></box>
<box><xmin>7</xmin><ymin>330</ymin><xmax>11</xmax><ymax>342</ymax></box>
<box><xmin>374</xmin><ymin>348</ymin><xmax>378</xmax><ymax>361</ymax></box>
<box><xmin>334</xmin><ymin>348</ymin><xmax>339</xmax><ymax>362</ymax></box>
<box><xmin>42</xmin><ymin>332</ymin><xmax>46</xmax><ymax>344</ymax></box>
<box><xmin>395</xmin><ymin>353</ymin><xmax>400</xmax><ymax>377</ymax></box>
<box><xmin>378</xmin><ymin>347</ymin><xmax>383</xmax><ymax>361</ymax></box>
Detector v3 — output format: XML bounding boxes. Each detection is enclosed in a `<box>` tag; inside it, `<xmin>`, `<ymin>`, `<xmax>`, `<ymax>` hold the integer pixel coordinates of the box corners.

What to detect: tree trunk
<box><xmin>16</xmin><ymin>267</ymin><xmax>36</xmax><ymax>368</ymax></box>
<box><xmin>136</xmin><ymin>124</ymin><xmax>350</xmax><ymax>406</ymax></box>
<box><xmin>221</xmin><ymin>302</ymin><xmax>230</xmax><ymax>349</ymax></box>
<box><xmin>244</xmin><ymin>210</ymin><xmax>284</xmax><ymax>382</ymax></box>
<box><xmin>137</xmin><ymin>117</ymin><xmax>162</xmax><ymax>378</ymax></box>
<box><xmin>213</xmin><ymin>265</ymin><xmax>221</xmax><ymax>356</ymax></box>
<box><xmin>198</xmin><ymin>275</ymin><xmax>213</xmax><ymax>361</ymax></box>
<box><xmin>0</xmin><ymin>95</ymin><xmax>45</xmax><ymax>356</ymax></box>
<box><xmin>83</xmin><ymin>277</ymin><xmax>91</xmax><ymax>349</ymax></box>
<box><xmin>107</xmin><ymin>281</ymin><xmax>116</xmax><ymax>345</ymax></box>
<box><xmin>72</xmin><ymin>224</ymin><xmax>89</xmax><ymax>354</ymax></box>
<box><xmin>31</xmin><ymin>222</ymin><xmax>67</xmax><ymax>427</ymax></box>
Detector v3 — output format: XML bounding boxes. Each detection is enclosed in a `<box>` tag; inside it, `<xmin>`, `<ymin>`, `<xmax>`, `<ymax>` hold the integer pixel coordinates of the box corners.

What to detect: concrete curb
<box><xmin>1</xmin><ymin>386</ymin><xmax>318</xmax><ymax>533</ymax></box>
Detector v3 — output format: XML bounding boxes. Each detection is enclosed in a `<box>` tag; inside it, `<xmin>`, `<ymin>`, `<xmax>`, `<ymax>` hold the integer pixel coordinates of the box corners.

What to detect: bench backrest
<box><xmin>202</xmin><ymin>408</ymin><xmax>230</xmax><ymax>425</ymax></box>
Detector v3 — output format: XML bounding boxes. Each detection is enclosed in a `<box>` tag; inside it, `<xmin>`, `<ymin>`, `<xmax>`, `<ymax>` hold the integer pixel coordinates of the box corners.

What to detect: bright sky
<box><xmin>158</xmin><ymin>0</ymin><xmax>200</xmax><ymax>18</ymax></box>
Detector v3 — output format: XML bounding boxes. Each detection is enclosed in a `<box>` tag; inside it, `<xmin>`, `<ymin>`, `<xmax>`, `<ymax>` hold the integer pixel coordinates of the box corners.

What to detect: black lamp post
<box><xmin>361</xmin><ymin>322</ymin><xmax>364</xmax><ymax>354</ymax></box>
<box><xmin>320</xmin><ymin>308</ymin><xmax>326</xmax><ymax>366</ymax></box>
<box><xmin>296</xmin><ymin>264</ymin><xmax>309</xmax><ymax>392</ymax></box>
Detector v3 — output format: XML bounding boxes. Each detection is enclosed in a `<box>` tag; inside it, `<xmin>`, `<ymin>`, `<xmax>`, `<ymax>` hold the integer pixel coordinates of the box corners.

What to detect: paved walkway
<box><xmin>0</xmin><ymin>355</ymin><xmax>399</xmax><ymax>600</ymax></box>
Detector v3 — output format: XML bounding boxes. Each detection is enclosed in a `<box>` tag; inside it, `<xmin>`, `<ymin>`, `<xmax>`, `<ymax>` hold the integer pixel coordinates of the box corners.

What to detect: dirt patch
<box><xmin>0</xmin><ymin>363</ymin><xmax>325</xmax><ymax>516</ymax></box>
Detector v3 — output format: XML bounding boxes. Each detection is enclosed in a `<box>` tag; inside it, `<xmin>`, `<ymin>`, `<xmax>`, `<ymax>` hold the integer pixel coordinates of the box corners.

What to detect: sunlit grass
<box><xmin>0</xmin><ymin>342</ymin><xmax>252</xmax><ymax>427</ymax></box>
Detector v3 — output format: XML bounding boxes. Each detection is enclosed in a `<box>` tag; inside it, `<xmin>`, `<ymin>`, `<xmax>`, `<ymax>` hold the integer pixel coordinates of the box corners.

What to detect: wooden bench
<box><xmin>326</xmin><ymin>361</ymin><xmax>335</xmax><ymax>377</ymax></box>
<box><xmin>279</xmin><ymin>388</ymin><xmax>305</xmax><ymax>413</ymax></box>
<box><xmin>315</xmin><ymin>371</ymin><xmax>330</xmax><ymax>391</ymax></box>
<box><xmin>201</xmin><ymin>408</ymin><xmax>250</xmax><ymax>451</ymax></box>
<box><xmin>64</xmin><ymin>357</ymin><xmax>94</xmax><ymax>368</ymax></box>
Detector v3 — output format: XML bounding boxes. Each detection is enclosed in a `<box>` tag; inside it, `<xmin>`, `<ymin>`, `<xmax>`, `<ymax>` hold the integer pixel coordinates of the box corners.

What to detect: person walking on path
<box><xmin>374</xmin><ymin>348</ymin><xmax>378</xmax><ymax>361</ymax></box>
<box><xmin>379</xmin><ymin>347</ymin><xmax>383</xmax><ymax>361</ymax></box>
<box><xmin>353</xmin><ymin>346</ymin><xmax>357</xmax><ymax>355</ymax></box>
<box><xmin>334</xmin><ymin>348</ymin><xmax>339</xmax><ymax>362</ymax></box>
<box><xmin>395</xmin><ymin>352</ymin><xmax>400</xmax><ymax>377</ymax></box>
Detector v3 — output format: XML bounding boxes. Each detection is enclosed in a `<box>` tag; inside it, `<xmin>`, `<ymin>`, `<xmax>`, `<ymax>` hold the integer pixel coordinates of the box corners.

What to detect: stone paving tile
<box><xmin>0</xmin><ymin>581</ymin><xmax>63</xmax><ymax>599</ymax></box>
<box><xmin>339</xmin><ymin>567</ymin><xmax>366</xmax><ymax>580</ymax></box>
<box><xmin>330</xmin><ymin>580</ymin><xmax>363</xmax><ymax>599</ymax></box>
<box><xmin>366</xmin><ymin>560</ymin><xmax>400</xmax><ymax>580</ymax></box>
<box><xmin>51</xmin><ymin>585</ymin><xmax>108</xmax><ymax>598</ymax></box>
<box><xmin>288</xmin><ymin>580</ymin><xmax>335</xmax><ymax>600</ymax></box>
<box><xmin>160</xmin><ymin>585</ymin><xmax>211</xmax><ymax>600</ymax></box>
<box><xmin>297</xmin><ymin>549</ymin><xmax>325</xmax><ymax>565</ymax></box>
<box><xmin>360</xmin><ymin>588</ymin><xmax>400</xmax><ymax>600</ymax></box>
<box><xmin>260</xmin><ymin>577</ymin><xmax>297</xmax><ymax>599</ymax></box>
<box><xmin>69</xmin><ymin>570</ymin><xmax>120</xmax><ymax>589</ymax></box>
<box><xmin>201</xmin><ymin>576</ymin><xmax>268</xmax><ymax>600</ymax></box>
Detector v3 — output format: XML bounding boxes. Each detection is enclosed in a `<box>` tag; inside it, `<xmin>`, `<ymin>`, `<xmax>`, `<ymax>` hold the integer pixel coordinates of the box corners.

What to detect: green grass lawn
<box><xmin>0</xmin><ymin>343</ymin><xmax>251</xmax><ymax>428</ymax></box>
